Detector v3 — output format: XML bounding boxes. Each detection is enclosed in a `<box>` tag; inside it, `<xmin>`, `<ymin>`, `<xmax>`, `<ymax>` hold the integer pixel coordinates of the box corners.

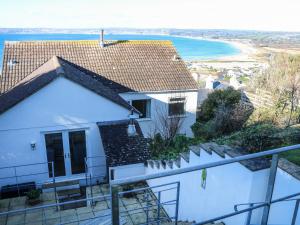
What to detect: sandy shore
<box><xmin>175</xmin><ymin>35</ymin><xmax>262</xmax><ymax>62</ymax></box>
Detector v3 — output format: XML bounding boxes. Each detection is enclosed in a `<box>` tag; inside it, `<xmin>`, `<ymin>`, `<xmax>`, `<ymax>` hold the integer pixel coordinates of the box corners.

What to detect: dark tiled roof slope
<box><xmin>98</xmin><ymin>120</ymin><xmax>150</xmax><ymax>167</ymax></box>
<box><xmin>0</xmin><ymin>56</ymin><xmax>135</xmax><ymax>114</ymax></box>
<box><xmin>0</xmin><ymin>40</ymin><xmax>198</xmax><ymax>94</ymax></box>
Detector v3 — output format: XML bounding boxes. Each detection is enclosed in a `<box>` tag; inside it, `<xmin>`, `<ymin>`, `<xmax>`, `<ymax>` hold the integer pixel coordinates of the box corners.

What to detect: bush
<box><xmin>198</xmin><ymin>87</ymin><xmax>241</xmax><ymax>122</ymax></box>
<box><xmin>26</xmin><ymin>189</ymin><xmax>41</xmax><ymax>200</ymax></box>
<box><xmin>149</xmin><ymin>134</ymin><xmax>194</xmax><ymax>160</ymax></box>
<box><xmin>215</xmin><ymin>123</ymin><xmax>300</xmax><ymax>153</ymax></box>
<box><xmin>192</xmin><ymin>103</ymin><xmax>252</xmax><ymax>141</ymax></box>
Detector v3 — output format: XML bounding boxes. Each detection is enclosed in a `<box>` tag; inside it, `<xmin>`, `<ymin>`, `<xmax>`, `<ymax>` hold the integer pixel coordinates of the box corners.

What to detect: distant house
<box><xmin>0</xmin><ymin>37</ymin><xmax>197</xmax><ymax>184</ymax></box>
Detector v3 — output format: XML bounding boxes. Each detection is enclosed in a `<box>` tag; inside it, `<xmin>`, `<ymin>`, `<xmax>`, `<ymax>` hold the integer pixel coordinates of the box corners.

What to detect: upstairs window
<box><xmin>132</xmin><ymin>99</ymin><xmax>151</xmax><ymax>119</ymax></box>
<box><xmin>168</xmin><ymin>97</ymin><xmax>186</xmax><ymax>117</ymax></box>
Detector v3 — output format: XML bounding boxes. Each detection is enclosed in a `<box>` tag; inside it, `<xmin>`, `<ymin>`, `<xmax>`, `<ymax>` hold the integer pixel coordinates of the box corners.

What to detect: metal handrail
<box><xmin>234</xmin><ymin>197</ymin><xmax>300</xmax><ymax>211</ymax></box>
<box><xmin>0</xmin><ymin>161</ymin><xmax>49</xmax><ymax>170</ymax></box>
<box><xmin>0</xmin><ymin>193</ymin><xmax>111</xmax><ymax>217</ymax></box>
<box><xmin>233</xmin><ymin>194</ymin><xmax>300</xmax><ymax>225</ymax></box>
<box><xmin>110</xmin><ymin>144</ymin><xmax>300</xmax><ymax>225</ymax></box>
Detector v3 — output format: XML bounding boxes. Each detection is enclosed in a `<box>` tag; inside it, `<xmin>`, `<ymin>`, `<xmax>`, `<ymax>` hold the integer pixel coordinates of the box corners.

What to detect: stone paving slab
<box><xmin>0</xmin><ymin>183</ymin><xmax>169</xmax><ymax>225</ymax></box>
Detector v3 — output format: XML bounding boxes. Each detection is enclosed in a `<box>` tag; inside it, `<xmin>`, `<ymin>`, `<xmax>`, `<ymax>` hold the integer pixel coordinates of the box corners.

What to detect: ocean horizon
<box><xmin>0</xmin><ymin>33</ymin><xmax>240</xmax><ymax>69</ymax></box>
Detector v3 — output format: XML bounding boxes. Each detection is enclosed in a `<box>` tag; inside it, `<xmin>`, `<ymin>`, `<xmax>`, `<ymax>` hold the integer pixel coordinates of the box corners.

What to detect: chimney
<box><xmin>128</xmin><ymin>110</ymin><xmax>137</xmax><ymax>136</ymax></box>
<box><xmin>100</xmin><ymin>29</ymin><xmax>105</xmax><ymax>48</ymax></box>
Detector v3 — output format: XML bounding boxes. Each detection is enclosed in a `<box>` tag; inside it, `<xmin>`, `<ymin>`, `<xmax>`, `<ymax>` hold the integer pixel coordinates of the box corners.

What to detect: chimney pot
<box><xmin>100</xmin><ymin>29</ymin><xmax>104</xmax><ymax>48</ymax></box>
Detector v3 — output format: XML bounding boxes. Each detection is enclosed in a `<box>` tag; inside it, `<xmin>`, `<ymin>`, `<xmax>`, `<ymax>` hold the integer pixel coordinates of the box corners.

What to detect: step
<box><xmin>42</xmin><ymin>179</ymin><xmax>80</xmax><ymax>189</ymax></box>
<box><xmin>57</xmin><ymin>188</ymin><xmax>81</xmax><ymax>199</ymax></box>
<box><xmin>180</xmin><ymin>152</ymin><xmax>190</xmax><ymax>163</ymax></box>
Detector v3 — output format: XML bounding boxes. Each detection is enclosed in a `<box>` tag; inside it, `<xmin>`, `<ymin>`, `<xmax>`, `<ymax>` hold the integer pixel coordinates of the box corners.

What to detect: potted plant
<box><xmin>26</xmin><ymin>189</ymin><xmax>41</xmax><ymax>206</ymax></box>
<box><xmin>121</xmin><ymin>184</ymin><xmax>136</xmax><ymax>198</ymax></box>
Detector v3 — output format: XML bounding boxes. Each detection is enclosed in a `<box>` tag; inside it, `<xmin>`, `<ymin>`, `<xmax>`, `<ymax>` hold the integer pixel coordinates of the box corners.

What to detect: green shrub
<box><xmin>192</xmin><ymin>103</ymin><xmax>252</xmax><ymax>141</ymax></box>
<box><xmin>215</xmin><ymin>123</ymin><xmax>300</xmax><ymax>153</ymax></box>
<box><xmin>198</xmin><ymin>87</ymin><xmax>241</xmax><ymax>122</ymax></box>
<box><xmin>26</xmin><ymin>189</ymin><xmax>41</xmax><ymax>200</ymax></box>
<box><xmin>149</xmin><ymin>134</ymin><xmax>195</xmax><ymax>160</ymax></box>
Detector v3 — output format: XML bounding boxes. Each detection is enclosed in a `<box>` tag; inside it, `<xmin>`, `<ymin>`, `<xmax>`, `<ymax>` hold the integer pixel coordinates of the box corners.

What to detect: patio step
<box><xmin>57</xmin><ymin>188</ymin><xmax>81</xmax><ymax>199</ymax></box>
<box><xmin>42</xmin><ymin>179</ymin><xmax>80</xmax><ymax>190</ymax></box>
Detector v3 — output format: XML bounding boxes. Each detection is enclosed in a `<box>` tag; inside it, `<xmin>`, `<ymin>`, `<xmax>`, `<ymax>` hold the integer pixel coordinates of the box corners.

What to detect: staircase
<box><xmin>42</xmin><ymin>179</ymin><xmax>85</xmax><ymax>210</ymax></box>
<box><xmin>145</xmin><ymin>143</ymin><xmax>233</xmax><ymax>225</ymax></box>
<box><xmin>145</xmin><ymin>143</ymin><xmax>229</xmax><ymax>171</ymax></box>
<box><xmin>42</xmin><ymin>179</ymin><xmax>80</xmax><ymax>190</ymax></box>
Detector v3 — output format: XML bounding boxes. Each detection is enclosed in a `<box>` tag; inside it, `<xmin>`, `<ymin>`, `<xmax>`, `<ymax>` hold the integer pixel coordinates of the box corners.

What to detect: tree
<box><xmin>153</xmin><ymin>104</ymin><xmax>184</xmax><ymax>141</ymax></box>
<box><xmin>252</xmin><ymin>53</ymin><xmax>300</xmax><ymax>127</ymax></box>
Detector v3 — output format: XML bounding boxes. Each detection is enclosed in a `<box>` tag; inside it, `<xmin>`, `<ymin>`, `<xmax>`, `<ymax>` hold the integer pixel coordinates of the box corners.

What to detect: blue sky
<box><xmin>0</xmin><ymin>0</ymin><xmax>299</xmax><ymax>31</ymax></box>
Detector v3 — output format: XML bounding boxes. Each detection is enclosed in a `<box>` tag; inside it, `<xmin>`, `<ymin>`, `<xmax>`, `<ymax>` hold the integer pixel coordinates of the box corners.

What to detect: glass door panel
<box><xmin>69</xmin><ymin>131</ymin><xmax>87</xmax><ymax>174</ymax></box>
<box><xmin>45</xmin><ymin>133</ymin><xmax>66</xmax><ymax>177</ymax></box>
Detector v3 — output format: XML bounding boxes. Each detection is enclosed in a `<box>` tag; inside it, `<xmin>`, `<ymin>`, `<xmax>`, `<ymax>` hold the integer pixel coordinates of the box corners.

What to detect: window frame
<box><xmin>168</xmin><ymin>97</ymin><xmax>186</xmax><ymax>117</ymax></box>
<box><xmin>131</xmin><ymin>99</ymin><xmax>152</xmax><ymax>119</ymax></box>
<box><xmin>41</xmin><ymin>128</ymin><xmax>89</xmax><ymax>178</ymax></box>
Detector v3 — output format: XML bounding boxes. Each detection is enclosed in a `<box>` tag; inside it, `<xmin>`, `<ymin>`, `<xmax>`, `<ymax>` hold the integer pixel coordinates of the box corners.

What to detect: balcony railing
<box><xmin>0</xmin><ymin>145</ymin><xmax>300</xmax><ymax>225</ymax></box>
<box><xmin>109</xmin><ymin>144</ymin><xmax>300</xmax><ymax>225</ymax></box>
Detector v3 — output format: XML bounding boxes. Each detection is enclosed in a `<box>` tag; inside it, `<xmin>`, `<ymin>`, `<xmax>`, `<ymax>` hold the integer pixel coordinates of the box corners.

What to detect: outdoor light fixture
<box><xmin>30</xmin><ymin>141</ymin><xmax>36</xmax><ymax>150</ymax></box>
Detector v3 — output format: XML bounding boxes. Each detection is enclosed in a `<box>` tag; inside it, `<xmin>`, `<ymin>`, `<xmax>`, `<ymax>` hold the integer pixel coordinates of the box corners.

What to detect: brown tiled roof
<box><xmin>97</xmin><ymin>119</ymin><xmax>150</xmax><ymax>167</ymax></box>
<box><xmin>0</xmin><ymin>40</ymin><xmax>197</xmax><ymax>94</ymax></box>
<box><xmin>0</xmin><ymin>56</ymin><xmax>136</xmax><ymax>114</ymax></box>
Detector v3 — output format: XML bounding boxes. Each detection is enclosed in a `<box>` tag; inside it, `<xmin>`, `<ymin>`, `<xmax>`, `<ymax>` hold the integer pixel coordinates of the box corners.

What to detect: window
<box><xmin>132</xmin><ymin>99</ymin><xmax>151</xmax><ymax>118</ymax></box>
<box><xmin>168</xmin><ymin>97</ymin><xmax>186</xmax><ymax>116</ymax></box>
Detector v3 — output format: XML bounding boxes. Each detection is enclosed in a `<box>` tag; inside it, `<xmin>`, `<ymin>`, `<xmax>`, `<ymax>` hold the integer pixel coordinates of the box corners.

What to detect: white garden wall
<box><xmin>144</xmin><ymin>147</ymin><xmax>300</xmax><ymax>225</ymax></box>
<box><xmin>109</xmin><ymin>163</ymin><xmax>145</xmax><ymax>180</ymax></box>
<box><xmin>0</xmin><ymin>77</ymin><xmax>136</xmax><ymax>186</ymax></box>
<box><xmin>120</xmin><ymin>91</ymin><xmax>198</xmax><ymax>138</ymax></box>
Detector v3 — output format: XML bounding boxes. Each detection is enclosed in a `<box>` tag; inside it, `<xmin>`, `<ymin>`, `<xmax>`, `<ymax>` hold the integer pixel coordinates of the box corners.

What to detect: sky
<box><xmin>0</xmin><ymin>0</ymin><xmax>299</xmax><ymax>32</ymax></box>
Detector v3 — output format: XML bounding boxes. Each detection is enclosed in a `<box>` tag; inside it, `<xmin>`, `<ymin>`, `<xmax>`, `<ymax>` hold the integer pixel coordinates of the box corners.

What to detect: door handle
<box><xmin>67</xmin><ymin>153</ymin><xmax>70</xmax><ymax>158</ymax></box>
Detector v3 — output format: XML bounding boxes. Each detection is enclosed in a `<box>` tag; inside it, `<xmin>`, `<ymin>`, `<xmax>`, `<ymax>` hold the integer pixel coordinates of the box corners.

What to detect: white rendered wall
<box><xmin>109</xmin><ymin>163</ymin><xmax>145</xmax><ymax>181</ymax></box>
<box><xmin>267</xmin><ymin>168</ymin><xmax>300</xmax><ymax>225</ymax></box>
<box><xmin>120</xmin><ymin>91</ymin><xmax>198</xmax><ymax>137</ymax></box>
<box><xmin>145</xmin><ymin>148</ymin><xmax>300</xmax><ymax>225</ymax></box>
<box><xmin>0</xmin><ymin>77</ymin><xmax>135</xmax><ymax>186</ymax></box>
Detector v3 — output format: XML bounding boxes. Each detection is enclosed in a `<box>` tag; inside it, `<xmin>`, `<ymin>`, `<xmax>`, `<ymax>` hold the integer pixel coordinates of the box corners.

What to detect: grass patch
<box><xmin>280</xmin><ymin>150</ymin><xmax>300</xmax><ymax>165</ymax></box>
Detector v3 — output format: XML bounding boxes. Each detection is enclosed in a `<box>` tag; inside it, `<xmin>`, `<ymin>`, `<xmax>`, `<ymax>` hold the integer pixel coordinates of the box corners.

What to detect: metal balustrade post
<box><xmin>14</xmin><ymin>167</ymin><xmax>20</xmax><ymax>197</ymax></box>
<box><xmin>51</xmin><ymin>162</ymin><xmax>58</xmax><ymax>211</ymax></box>
<box><xmin>291</xmin><ymin>199</ymin><xmax>300</xmax><ymax>225</ymax></box>
<box><xmin>175</xmin><ymin>182</ymin><xmax>180</xmax><ymax>225</ymax></box>
<box><xmin>261</xmin><ymin>154</ymin><xmax>279</xmax><ymax>225</ymax></box>
<box><xmin>245</xmin><ymin>203</ymin><xmax>253</xmax><ymax>225</ymax></box>
<box><xmin>157</xmin><ymin>191</ymin><xmax>161</xmax><ymax>225</ymax></box>
<box><xmin>84</xmin><ymin>158</ymin><xmax>88</xmax><ymax>186</ymax></box>
<box><xmin>89</xmin><ymin>174</ymin><xmax>94</xmax><ymax>206</ymax></box>
<box><xmin>111</xmin><ymin>185</ymin><xmax>120</xmax><ymax>225</ymax></box>
<box><xmin>146</xmin><ymin>192</ymin><xmax>149</xmax><ymax>225</ymax></box>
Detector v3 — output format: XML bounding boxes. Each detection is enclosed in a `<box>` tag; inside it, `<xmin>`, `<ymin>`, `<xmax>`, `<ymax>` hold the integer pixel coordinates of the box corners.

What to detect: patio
<box><xmin>0</xmin><ymin>183</ymin><xmax>170</xmax><ymax>225</ymax></box>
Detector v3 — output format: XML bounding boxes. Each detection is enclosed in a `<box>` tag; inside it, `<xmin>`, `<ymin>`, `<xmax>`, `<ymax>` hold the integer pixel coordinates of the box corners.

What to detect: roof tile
<box><xmin>0</xmin><ymin>40</ymin><xmax>197</xmax><ymax>94</ymax></box>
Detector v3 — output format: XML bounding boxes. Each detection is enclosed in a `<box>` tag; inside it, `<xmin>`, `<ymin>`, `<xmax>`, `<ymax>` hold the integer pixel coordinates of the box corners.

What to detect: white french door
<box><xmin>45</xmin><ymin>130</ymin><xmax>87</xmax><ymax>178</ymax></box>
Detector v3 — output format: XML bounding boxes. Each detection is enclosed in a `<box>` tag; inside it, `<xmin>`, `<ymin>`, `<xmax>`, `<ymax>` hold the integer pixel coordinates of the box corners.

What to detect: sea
<box><xmin>0</xmin><ymin>33</ymin><xmax>240</xmax><ymax>68</ymax></box>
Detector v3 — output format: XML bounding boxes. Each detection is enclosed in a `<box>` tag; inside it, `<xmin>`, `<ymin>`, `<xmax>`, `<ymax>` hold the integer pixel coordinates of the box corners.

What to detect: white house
<box><xmin>0</xmin><ymin>37</ymin><xmax>198</xmax><ymax>187</ymax></box>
